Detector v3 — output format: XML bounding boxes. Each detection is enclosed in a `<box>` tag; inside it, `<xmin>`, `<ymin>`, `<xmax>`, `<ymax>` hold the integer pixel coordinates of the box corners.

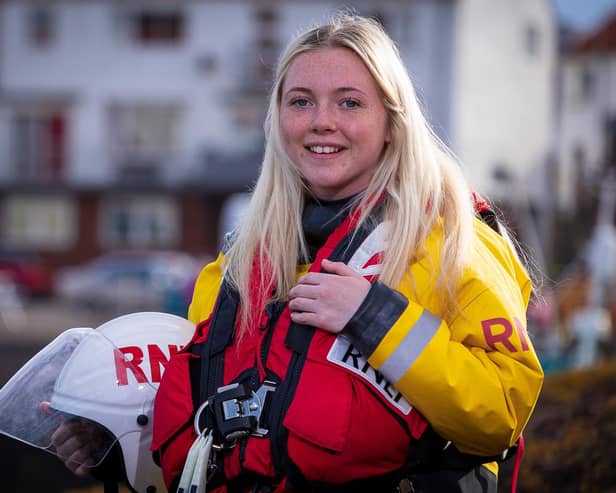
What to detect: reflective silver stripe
<box><xmin>379</xmin><ymin>310</ymin><xmax>441</xmax><ymax>383</ymax></box>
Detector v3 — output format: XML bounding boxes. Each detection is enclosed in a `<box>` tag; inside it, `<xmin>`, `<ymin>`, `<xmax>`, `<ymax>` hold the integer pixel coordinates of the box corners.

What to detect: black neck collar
<box><xmin>302</xmin><ymin>194</ymin><xmax>358</xmax><ymax>261</ymax></box>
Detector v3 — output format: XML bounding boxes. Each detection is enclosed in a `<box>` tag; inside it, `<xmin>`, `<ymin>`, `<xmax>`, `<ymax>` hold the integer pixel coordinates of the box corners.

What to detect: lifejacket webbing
<box><xmin>196</xmin><ymin>281</ymin><xmax>238</xmax><ymax>403</ymax></box>
<box><xmin>188</xmin><ymin>281</ymin><xmax>240</xmax><ymax>489</ymax></box>
<box><xmin>268</xmin><ymin>207</ymin><xmax>386</xmax><ymax>488</ymax></box>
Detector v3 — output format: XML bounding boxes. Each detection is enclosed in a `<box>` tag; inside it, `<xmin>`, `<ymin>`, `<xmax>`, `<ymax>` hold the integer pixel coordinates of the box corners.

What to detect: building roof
<box><xmin>573</xmin><ymin>9</ymin><xmax>616</xmax><ymax>53</ymax></box>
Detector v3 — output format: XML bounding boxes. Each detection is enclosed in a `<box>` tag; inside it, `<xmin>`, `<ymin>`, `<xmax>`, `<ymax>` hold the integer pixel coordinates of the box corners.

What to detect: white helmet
<box><xmin>0</xmin><ymin>312</ymin><xmax>194</xmax><ymax>493</ymax></box>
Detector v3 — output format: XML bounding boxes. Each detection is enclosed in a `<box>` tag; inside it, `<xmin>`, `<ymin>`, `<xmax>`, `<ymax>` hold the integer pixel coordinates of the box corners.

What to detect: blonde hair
<box><xmin>225</xmin><ymin>13</ymin><xmax>475</xmax><ymax>333</ymax></box>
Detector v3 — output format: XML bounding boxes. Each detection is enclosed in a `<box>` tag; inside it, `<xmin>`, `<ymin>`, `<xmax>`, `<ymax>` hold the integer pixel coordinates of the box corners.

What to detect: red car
<box><xmin>0</xmin><ymin>249</ymin><xmax>53</xmax><ymax>297</ymax></box>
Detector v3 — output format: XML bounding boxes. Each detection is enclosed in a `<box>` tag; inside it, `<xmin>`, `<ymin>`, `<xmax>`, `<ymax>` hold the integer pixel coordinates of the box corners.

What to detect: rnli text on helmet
<box><xmin>114</xmin><ymin>344</ymin><xmax>181</xmax><ymax>386</ymax></box>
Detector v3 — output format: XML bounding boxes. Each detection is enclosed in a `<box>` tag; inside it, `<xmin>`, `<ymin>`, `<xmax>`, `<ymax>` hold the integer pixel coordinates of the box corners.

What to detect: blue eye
<box><xmin>342</xmin><ymin>99</ymin><xmax>360</xmax><ymax>109</ymax></box>
<box><xmin>291</xmin><ymin>98</ymin><xmax>310</xmax><ymax>107</ymax></box>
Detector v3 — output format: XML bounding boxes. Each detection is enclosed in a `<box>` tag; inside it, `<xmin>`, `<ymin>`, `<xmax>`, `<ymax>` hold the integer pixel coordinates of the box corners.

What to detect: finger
<box><xmin>51</xmin><ymin>423</ymin><xmax>73</xmax><ymax>448</ymax></box>
<box><xmin>288</xmin><ymin>297</ymin><xmax>318</xmax><ymax>314</ymax></box>
<box><xmin>289</xmin><ymin>283</ymin><xmax>320</xmax><ymax>300</ymax></box>
<box><xmin>75</xmin><ymin>462</ymin><xmax>95</xmax><ymax>477</ymax></box>
<box><xmin>51</xmin><ymin>420</ymin><xmax>85</xmax><ymax>448</ymax></box>
<box><xmin>295</xmin><ymin>271</ymin><xmax>348</xmax><ymax>288</ymax></box>
<box><xmin>321</xmin><ymin>259</ymin><xmax>360</xmax><ymax>277</ymax></box>
<box><xmin>73</xmin><ymin>464</ymin><xmax>92</xmax><ymax>477</ymax></box>
<box><xmin>65</xmin><ymin>446</ymin><xmax>96</xmax><ymax>476</ymax></box>
<box><xmin>54</xmin><ymin>434</ymin><xmax>86</xmax><ymax>459</ymax></box>
<box><xmin>63</xmin><ymin>444</ymin><xmax>88</xmax><ymax>464</ymax></box>
<box><xmin>39</xmin><ymin>401</ymin><xmax>52</xmax><ymax>415</ymax></box>
<box><xmin>295</xmin><ymin>272</ymin><xmax>323</xmax><ymax>286</ymax></box>
<box><xmin>290</xmin><ymin>310</ymin><xmax>321</xmax><ymax>327</ymax></box>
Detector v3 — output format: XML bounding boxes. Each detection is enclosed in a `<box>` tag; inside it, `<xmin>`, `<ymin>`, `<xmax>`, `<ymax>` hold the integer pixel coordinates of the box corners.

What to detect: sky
<box><xmin>553</xmin><ymin>0</ymin><xmax>616</xmax><ymax>31</ymax></box>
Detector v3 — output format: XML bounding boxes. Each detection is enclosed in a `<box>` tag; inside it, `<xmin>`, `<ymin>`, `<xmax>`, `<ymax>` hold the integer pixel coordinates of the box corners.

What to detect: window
<box><xmin>524</xmin><ymin>24</ymin><xmax>540</xmax><ymax>57</ymax></box>
<box><xmin>492</xmin><ymin>163</ymin><xmax>515</xmax><ymax>184</ymax></box>
<box><xmin>572</xmin><ymin>144</ymin><xmax>590</xmax><ymax>204</ymax></box>
<box><xmin>573</xmin><ymin>145</ymin><xmax>587</xmax><ymax>180</ymax></box>
<box><xmin>134</xmin><ymin>11</ymin><xmax>184</xmax><ymax>43</ymax></box>
<box><xmin>2</xmin><ymin>195</ymin><xmax>76</xmax><ymax>249</ymax></box>
<box><xmin>100</xmin><ymin>196</ymin><xmax>180</xmax><ymax>248</ymax></box>
<box><xmin>604</xmin><ymin>116</ymin><xmax>616</xmax><ymax>172</ymax></box>
<box><xmin>253</xmin><ymin>6</ymin><xmax>279</xmax><ymax>82</ymax></box>
<box><xmin>11</xmin><ymin>104</ymin><xmax>67</xmax><ymax>181</ymax></box>
<box><xmin>579</xmin><ymin>65</ymin><xmax>596</xmax><ymax>102</ymax></box>
<box><xmin>28</xmin><ymin>7</ymin><xmax>54</xmax><ymax>46</ymax></box>
<box><xmin>195</xmin><ymin>53</ymin><xmax>219</xmax><ymax>76</ymax></box>
<box><xmin>108</xmin><ymin>102</ymin><xmax>181</xmax><ymax>179</ymax></box>
<box><xmin>254</xmin><ymin>7</ymin><xmax>277</xmax><ymax>24</ymax></box>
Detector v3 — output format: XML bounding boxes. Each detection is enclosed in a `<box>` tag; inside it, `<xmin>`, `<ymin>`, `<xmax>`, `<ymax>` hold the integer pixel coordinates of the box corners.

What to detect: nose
<box><xmin>311</xmin><ymin>104</ymin><xmax>337</xmax><ymax>133</ymax></box>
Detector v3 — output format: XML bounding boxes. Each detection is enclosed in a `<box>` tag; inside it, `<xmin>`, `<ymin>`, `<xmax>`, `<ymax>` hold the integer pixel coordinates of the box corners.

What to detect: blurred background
<box><xmin>0</xmin><ymin>0</ymin><xmax>615</xmax><ymax>491</ymax></box>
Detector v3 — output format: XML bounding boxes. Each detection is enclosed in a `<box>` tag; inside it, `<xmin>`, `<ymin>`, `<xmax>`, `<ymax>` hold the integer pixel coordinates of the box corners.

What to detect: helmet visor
<box><xmin>0</xmin><ymin>328</ymin><xmax>157</xmax><ymax>469</ymax></box>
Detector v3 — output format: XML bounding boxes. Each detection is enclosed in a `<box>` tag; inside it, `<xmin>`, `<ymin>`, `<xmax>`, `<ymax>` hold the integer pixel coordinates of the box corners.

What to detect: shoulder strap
<box><xmin>472</xmin><ymin>190</ymin><xmax>502</xmax><ymax>235</ymax></box>
<box><xmin>190</xmin><ymin>279</ymin><xmax>239</xmax><ymax>422</ymax></box>
<box><xmin>269</xmin><ymin>206</ymin><xmax>385</xmax><ymax>487</ymax></box>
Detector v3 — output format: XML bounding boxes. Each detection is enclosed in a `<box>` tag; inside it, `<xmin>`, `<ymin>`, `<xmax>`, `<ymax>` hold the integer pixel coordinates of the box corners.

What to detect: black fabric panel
<box><xmin>409</xmin><ymin>464</ymin><xmax>497</xmax><ymax>493</ymax></box>
<box><xmin>343</xmin><ymin>280</ymin><xmax>409</xmax><ymax>356</ymax></box>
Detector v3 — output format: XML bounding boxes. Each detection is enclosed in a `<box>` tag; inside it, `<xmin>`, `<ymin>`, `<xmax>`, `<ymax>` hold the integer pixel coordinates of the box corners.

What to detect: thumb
<box><xmin>39</xmin><ymin>401</ymin><xmax>52</xmax><ymax>415</ymax></box>
<box><xmin>321</xmin><ymin>259</ymin><xmax>359</xmax><ymax>277</ymax></box>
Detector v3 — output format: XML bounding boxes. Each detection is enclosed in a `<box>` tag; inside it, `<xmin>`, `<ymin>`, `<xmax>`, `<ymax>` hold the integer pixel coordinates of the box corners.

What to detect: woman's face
<box><xmin>280</xmin><ymin>47</ymin><xmax>390</xmax><ymax>200</ymax></box>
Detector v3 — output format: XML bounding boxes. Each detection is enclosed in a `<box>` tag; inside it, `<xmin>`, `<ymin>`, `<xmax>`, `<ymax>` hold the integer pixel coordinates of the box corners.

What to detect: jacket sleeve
<box><xmin>343</xmin><ymin>240</ymin><xmax>543</xmax><ymax>457</ymax></box>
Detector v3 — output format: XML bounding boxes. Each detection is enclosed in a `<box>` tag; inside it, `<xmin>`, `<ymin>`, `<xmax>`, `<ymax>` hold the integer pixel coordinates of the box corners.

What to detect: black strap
<box><xmin>188</xmin><ymin>279</ymin><xmax>239</xmax><ymax>488</ymax></box>
<box><xmin>270</xmin><ymin>208</ymin><xmax>385</xmax><ymax>488</ymax></box>
<box><xmin>405</xmin><ymin>425</ymin><xmax>516</xmax><ymax>475</ymax></box>
<box><xmin>192</xmin><ymin>279</ymin><xmax>239</xmax><ymax>409</ymax></box>
<box><xmin>478</xmin><ymin>207</ymin><xmax>501</xmax><ymax>235</ymax></box>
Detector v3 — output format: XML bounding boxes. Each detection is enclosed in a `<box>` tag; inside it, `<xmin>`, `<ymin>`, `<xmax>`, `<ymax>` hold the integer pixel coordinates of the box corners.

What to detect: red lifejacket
<box><xmin>152</xmin><ymin>207</ymin><xmax>433</xmax><ymax>492</ymax></box>
<box><xmin>152</xmin><ymin>193</ymin><xmax>518</xmax><ymax>493</ymax></box>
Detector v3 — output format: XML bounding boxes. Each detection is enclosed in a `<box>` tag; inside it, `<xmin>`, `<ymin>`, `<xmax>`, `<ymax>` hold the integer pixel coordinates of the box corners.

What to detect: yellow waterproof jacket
<box><xmin>188</xmin><ymin>217</ymin><xmax>544</xmax><ymax>474</ymax></box>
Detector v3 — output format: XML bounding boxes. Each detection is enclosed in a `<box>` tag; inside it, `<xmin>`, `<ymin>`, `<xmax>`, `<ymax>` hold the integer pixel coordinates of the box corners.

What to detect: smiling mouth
<box><xmin>307</xmin><ymin>145</ymin><xmax>343</xmax><ymax>154</ymax></box>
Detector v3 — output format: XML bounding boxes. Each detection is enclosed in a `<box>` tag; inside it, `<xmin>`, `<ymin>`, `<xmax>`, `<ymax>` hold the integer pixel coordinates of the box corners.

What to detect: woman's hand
<box><xmin>39</xmin><ymin>402</ymin><xmax>101</xmax><ymax>477</ymax></box>
<box><xmin>289</xmin><ymin>259</ymin><xmax>370</xmax><ymax>333</ymax></box>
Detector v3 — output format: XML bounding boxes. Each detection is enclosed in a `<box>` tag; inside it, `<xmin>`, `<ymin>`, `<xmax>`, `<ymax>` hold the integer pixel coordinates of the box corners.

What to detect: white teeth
<box><xmin>309</xmin><ymin>145</ymin><xmax>341</xmax><ymax>154</ymax></box>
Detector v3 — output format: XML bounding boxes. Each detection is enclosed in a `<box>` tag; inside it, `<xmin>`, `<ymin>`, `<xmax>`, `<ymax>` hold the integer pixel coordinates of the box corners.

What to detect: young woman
<box><xmin>152</xmin><ymin>14</ymin><xmax>543</xmax><ymax>493</ymax></box>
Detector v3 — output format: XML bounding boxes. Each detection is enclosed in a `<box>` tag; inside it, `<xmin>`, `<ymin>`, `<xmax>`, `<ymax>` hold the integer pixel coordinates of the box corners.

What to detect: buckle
<box><xmin>249</xmin><ymin>379</ymin><xmax>277</xmax><ymax>436</ymax></box>
<box><xmin>194</xmin><ymin>380</ymin><xmax>277</xmax><ymax>450</ymax></box>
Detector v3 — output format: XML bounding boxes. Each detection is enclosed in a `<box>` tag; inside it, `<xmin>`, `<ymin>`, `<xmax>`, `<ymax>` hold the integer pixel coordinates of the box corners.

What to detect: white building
<box><xmin>557</xmin><ymin>11</ymin><xmax>616</xmax><ymax>212</ymax></box>
<box><xmin>452</xmin><ymin>0</ymin><xmax>556</xmax><ymax>200</ymax></box>
<box><xmin>0</xmin><ymin>0</ymin><xmax>556</xmax><ymax>268</ymax></box>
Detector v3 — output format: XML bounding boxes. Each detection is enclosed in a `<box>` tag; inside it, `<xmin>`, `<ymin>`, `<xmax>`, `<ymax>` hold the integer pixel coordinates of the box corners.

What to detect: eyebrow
<box><xmin>284</xmin><ymin>86</ymin><xmax>367</xmax><ymax>96</ymax></box>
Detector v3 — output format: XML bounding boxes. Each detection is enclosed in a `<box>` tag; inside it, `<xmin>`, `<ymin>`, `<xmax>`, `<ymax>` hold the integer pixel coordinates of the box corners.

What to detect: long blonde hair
<box><xmin>224</xmin><ymin>14</ymin><xmax>475</xmax><ymax>333</ymax></box>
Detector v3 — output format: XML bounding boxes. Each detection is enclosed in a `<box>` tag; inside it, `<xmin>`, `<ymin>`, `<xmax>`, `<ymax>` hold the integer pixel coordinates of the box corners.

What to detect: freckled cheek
<box><xmin>281</xmin><ymin>136</ymin><xmax>306</xmax><ymax>171</ymax></box>
<box><xmin>280</xmin><ymin>130</ymin><xmax>297</xmax><ymax>160</ymax></box>
<box><xmin>281</xmin><ymin>119</ymin><xmax>307</xmax><ymax>149</ymax></box>
<box><xmin>350</xmin><ymin>123</ymin><xmax>375</xmax><ymax>142</ymax></box>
